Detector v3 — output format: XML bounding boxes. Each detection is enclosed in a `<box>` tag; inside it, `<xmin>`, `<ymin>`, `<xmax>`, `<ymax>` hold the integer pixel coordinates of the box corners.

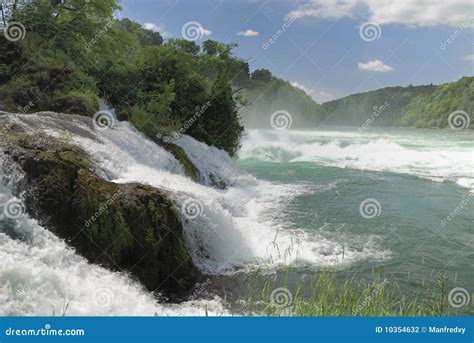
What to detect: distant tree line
<box><xmin>323</xmin><ymin>77</ymin><xmax>473</xmax><ymax>129</ymax></box>
<box><xmin>1</xmin><ymin>0</ymin><xmax>470</xmax><ymax>160</ymax></box>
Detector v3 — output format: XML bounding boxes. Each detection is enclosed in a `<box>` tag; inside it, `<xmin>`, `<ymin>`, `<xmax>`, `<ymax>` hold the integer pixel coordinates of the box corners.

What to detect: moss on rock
<box><xmin>1</xmin><ymin>130</ymin><xmax>198</xmax><ymax>299</ymax></box>
<box><xmin>160</xmin><ymin>141</ymin><xmax>199</xmax><ymax>181</ymax></box>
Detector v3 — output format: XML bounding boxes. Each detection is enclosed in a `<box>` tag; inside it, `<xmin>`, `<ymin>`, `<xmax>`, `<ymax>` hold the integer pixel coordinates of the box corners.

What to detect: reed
<box><xmin>231</xmin><ymin>269</ymin><xmax>471</xmax><ymax>316</ymax></box>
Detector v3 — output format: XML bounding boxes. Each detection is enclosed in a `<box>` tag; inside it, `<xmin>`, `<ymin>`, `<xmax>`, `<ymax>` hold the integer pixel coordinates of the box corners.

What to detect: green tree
<box><xmin>190</xmin><ymin>70</ymin><xmax>244</xmax><ymax>156</ymax></box>
<box><xmin>168</xmin><ymin>39</ymin><xmax>200</xmax><ymax>56</ymax></box>
<box><xmin>251</xmin><ymin>69</ymin><xmax>272</xmax><ymax>82</ymax></box>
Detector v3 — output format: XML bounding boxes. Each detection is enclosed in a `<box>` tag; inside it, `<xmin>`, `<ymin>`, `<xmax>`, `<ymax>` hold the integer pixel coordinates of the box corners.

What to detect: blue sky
<box><xmin>119</xmin><ymin>0</ymin><xmax>473</xmax><ymax>103</ymax></box>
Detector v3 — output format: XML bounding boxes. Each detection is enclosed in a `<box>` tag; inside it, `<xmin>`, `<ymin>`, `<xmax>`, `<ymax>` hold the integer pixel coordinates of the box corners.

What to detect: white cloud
<box><xmin>463</xmin><ymin>54</ymin><xmax>474</xmax><ymax>61</ymax></box>
<box><xmin>237</xmin><ymin>29</ymin><xmax>259</xmax><ymax>37</ymax></box>
<box><xmin>287</xmin><ymin>0</ymin><xmax>474</xmax><ymax>28</ymax></box>
<box><xmin>288</xmin><ymin>0</ymin><xmax>357</xmax><ymax>20</ymax></box>
<box><xmin>313</xmin><ymin>90</ymin><xmax>336</xmax><ymax>103</ymax></box>
<box><xmin>143</xmin><ymin>23</ymin><xmax>160</xmax><ymax>32</ymax></box>
<box><xmin>290</xmin><ymin>81</ymin><xmax>336</xmax><ymax>103</ymax></box>
<box><xmin>366</xmin><ymin>0</ymin><xmax>474</xmax><ymax>28</ymax></box>
<box><xmin>358</xmin><ymin>60</ymin><xmax>393</xmax><ymax>72</ymax></box>
<box><xmin>201</xmin><ymin>27</ymin><xmax>212</xmax><ymax>37</ymax></box>
<box><xmin>142</xmin><ymin>22</ymin><xmax>173</xmax><ymax>38</ymax></box>
<box><xmin>290</xmin><ymin>81</ymin><xmax>313</xmax><ymax>94</ymax></box>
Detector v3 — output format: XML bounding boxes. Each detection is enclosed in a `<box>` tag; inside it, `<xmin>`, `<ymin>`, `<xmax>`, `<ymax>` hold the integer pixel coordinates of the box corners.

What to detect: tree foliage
<box><xmin>2</xmin><ymin>0</ymin><xmax>466</xmax><ymax>163</ymax></box>
<box><xmin>0</xmin><ymin>0</ymin><xmax>247</xmax><ymax>155</ymax></box>
<box><xmin>240</xmin><ymin>69</ymin><xmax>327</xmax><ymax>128</ymax></box>
<box><xmin>401</xmin><ymin>77</ymin><xmax>473</xmax><ymax>128</ymax></box>
<box><xmin>323</xmin><ymin>78</ymin><xmax>473</xmax><ymax>129</ymax></box>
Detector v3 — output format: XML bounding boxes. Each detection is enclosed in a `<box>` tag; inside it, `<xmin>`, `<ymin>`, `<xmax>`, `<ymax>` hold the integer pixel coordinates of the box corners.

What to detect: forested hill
<box><xmin>1</xmin><ymin>0</ymin><xmax>470</xmax><ymax>152</ymax></box>
<box><xmin>241</xmin><ymin>74</ymin><xmax>473</xmax><ymax>130</ymax></box>
<box><xmin>322</xmin><ymin>77</ymin><xmax>473</xmax><ymax>129</ymax></box>
<box><xmin>239</xmin><ymin>69</ymin><xmax>327</xmax><ymax>128</ymax></box>
<box><xmin>0</xmin><ymin>0</ymin><xmax>328</xmax><ymax>155</ymax></box>
<box><xmin>401</xmin><ymin>76</ymin><xmax>473</xmax><ymax>128</ymax></box>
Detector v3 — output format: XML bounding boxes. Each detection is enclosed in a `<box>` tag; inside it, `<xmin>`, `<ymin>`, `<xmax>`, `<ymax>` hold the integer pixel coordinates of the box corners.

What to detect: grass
<box><xmin>48</xmin><ymin>269</ymin><xmax>471</xmax><ymax>317</ymax></box>
<box><xmin>228</xmin><ymin>269</ymin><xmax>472</xmax><ymax>316</ymax></box>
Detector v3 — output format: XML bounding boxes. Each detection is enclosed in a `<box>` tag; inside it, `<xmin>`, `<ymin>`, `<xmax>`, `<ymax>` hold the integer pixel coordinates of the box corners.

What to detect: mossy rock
<box><xmin>128</xmin><ymin>125</ymin><xmax>199</xmax><ymax>182</ymax></box>
<box><xmin>1</xmin><ymin>130</ymin><xmax>198</xmax><ymax>299</ymax></box>
<box><xmin>160</xmin><ymin>141</ymin><xmax>199</xmax><ymax>181</ymax></box>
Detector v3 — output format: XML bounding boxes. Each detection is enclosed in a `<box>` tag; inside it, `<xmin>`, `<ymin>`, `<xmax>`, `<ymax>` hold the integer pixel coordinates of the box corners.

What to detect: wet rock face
<box><xmin>160</xmin><ymin>141</ymin><xmax>199</xmax><ymax>182</ymax></box>
<box><xmin>1</xmin><ymin>129</ymin><xmax>198</xmax><ymax>300</ymax></box>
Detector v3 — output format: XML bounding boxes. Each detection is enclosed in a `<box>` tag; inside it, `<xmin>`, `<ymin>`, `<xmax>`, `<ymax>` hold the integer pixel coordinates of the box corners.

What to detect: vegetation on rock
<box><xmin>159</xmin><ymin>141</ymin><xmax>199</xmax><ymax>181</ymax></box>
<box><xmin>1</xmin><ymin>126</ymin><xmax>197</xmax><ymax>299</ymax></box>
<box><xmin>0</xmin><ymin>0</ymin><xmax>246</xmax><ymax>156</ymax></box>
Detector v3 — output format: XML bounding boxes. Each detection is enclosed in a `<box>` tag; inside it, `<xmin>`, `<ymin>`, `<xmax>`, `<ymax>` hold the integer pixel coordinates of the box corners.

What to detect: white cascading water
<box><xmin>0</xmin><ymin>112</ymin><xmax>390</xmax><ymax>315</ymax></box>
<box><xmin>240</xmin><ymin>129</ymin><xmax>474</xmax><ymax>191</ymax></box>
<box><xmin>0</xmin><ymin>174</ymin><xmax>224</xmax><ymax>316</ymax></box>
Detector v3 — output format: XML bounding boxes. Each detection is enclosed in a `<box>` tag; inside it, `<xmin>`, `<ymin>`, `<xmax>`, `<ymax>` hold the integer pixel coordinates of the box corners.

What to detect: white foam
<box><xmin>3</xmin><ymin>113</ymin><xmax>390</xmax><ymax>275</ymax></box>
<box><xmin>172</xmin><ymin>134</ymin><xmax>255</xmax><ymax>187</ymax></box>
<box><xmin>240</xmin><ymin>129</ymin><xmax>474</xmax><ymax>190</ymax></box>
<box><xmin>0</xmin><ymin>185</ymin><xmax>225</xmax><ymax>316</ymax></box>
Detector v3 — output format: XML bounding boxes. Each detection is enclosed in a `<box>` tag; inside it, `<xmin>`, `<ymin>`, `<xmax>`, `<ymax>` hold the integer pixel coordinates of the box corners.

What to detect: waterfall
<box><xmin>0</xmin><ymin>112</ymin><xmax>391</xmax><ymax>315</ymax></box>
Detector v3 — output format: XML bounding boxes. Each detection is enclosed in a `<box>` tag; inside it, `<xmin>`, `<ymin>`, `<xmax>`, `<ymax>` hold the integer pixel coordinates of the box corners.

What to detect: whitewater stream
<box><xmin>0</xmin><ymin>113</ymin><xmax>472</xmax><ymax>315</ymax></box>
